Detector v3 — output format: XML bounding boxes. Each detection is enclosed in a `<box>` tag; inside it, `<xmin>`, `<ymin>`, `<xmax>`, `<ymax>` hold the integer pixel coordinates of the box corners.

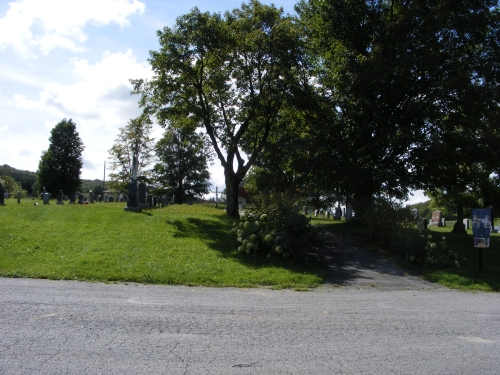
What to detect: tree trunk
<box><xmin>352</xmin><ymin>194</ymin><xmax>373</xmax><ymax>224</ymax></box>
<box><xmin>224</xmin><ymin>169</ymin><xmax>241</xmax><ymax>219</ymax></box>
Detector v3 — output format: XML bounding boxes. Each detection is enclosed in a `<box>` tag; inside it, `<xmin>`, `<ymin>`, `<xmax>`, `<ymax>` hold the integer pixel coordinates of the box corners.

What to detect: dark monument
<box><xmin>0</xmin><ymin>182</ymin><xmax>5</xmax><ymax>206</ymax></box>
<box><xmin>138</xmin><ymin>182</ymin><xmax>147</xmax><ymax>209</ymax></box>
<box><xmin>57</xmin><ymin>190</ymin><xmax>64</xmax><ymax>205</ymax></box>
<box><xmin>125</xmin><ymin>155</ymin><xmax>141</xmax><ymax>212</ymax></box>
<box><xmin>43</xmin><ymin>187</ymin><xmax>49</xmax><ymax>204</ymax></box>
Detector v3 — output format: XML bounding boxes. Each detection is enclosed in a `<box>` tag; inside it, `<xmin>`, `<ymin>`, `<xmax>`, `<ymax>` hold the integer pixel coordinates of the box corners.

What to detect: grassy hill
<box><xmin>0</xmin><ymin>202</ymin><xmax>325</xmax><ymax>288</ymax></box>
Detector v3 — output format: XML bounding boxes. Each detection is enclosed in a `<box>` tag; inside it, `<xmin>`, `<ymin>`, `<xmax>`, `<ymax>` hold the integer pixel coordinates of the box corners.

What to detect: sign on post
<box><xmin>472</xmin><ymin>208</ymin><xmax>491</xmax><ymax>248</ymax></box>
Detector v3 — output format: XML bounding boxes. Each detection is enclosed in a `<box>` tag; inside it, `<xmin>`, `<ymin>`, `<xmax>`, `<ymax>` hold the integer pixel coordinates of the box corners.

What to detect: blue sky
<box><xmin>0</xmin><ymin>0</ymin><xmax>294</xmax><ymax>184</ymax></box>
<box><xmin>0</xmin><ymin>0</ymin><xmax>427</xmax><ymax>204</ymax></box>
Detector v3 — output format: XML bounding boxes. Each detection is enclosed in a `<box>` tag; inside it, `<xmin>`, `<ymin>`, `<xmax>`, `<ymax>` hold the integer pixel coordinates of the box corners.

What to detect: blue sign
<box><xmin>472</xmin><ymin>208</ymin><xmax>491</xmax><ymax>248</ymax></box>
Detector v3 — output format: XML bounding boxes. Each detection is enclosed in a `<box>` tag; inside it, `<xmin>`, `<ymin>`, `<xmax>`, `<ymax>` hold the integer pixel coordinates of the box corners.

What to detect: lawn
<box><xmin>0</xmin><ymin>200</ymin><xmax>326</xmax><ymax>288</ymax></box>
<box><xmin>419</xmin><ymin>223</ymin><xmax>500</xmax><ymax>292</ymax></box>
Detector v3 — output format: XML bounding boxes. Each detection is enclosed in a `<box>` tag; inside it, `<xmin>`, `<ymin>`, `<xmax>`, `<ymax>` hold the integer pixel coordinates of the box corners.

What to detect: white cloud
<box><xmin>0</xmin><ymin>0</ymin><xmax>145</xmax><ymax>55</ymax></box>
<box><xmin>8</xmin><ymin>49</ymin><xmax>153</xmax><ymax>179</ymax></box>
<box><xmin>11</xmin><ymin>49</ymin><xmax>152</xmax><ymax>125</ymax></box>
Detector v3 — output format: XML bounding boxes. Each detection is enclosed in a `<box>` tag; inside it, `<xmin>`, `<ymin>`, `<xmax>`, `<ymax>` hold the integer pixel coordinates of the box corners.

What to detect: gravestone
<box><xmin>0</xmin><ymin>184</ymin><xmax>5</xmax><ymax>206</ymax></box>
<box><xmin>429</xmin><ymin>210</ymin><xmax>443</xmax><ymax>226</ymax></box>
<box><xmin>124</xmin><ymin>178</ymin><xmax>141</xmax><ymax>212</ymax></box>
<box><xmin>78</xmin><ymin>194</ymin><xmax>84</xmax><ymax>204</ymax></box>
<box><xmin>463</xmin><ymin>218</ymin><xmax>470</xmax><ymax>230</ymax></box>
<box><xmin>89</xmin><ymin>190</ymin><xmax>94</xmax><ymax>203</ymax></box>
<box><xmin>69</xmin><ymin>193</ymin><xmax>76</xmax><ymax>204</ymax></box>
<box><xmin>138</xmin><ymin>183</ymin><xmax>147</xmax><ymax>209</ymax></box>
<box><xmin>57</xmin><ymin>190</ymin><xmax>64</xmax><ymax>205</ymax></box>
<box><xmin>345</xmin><ymin>206</ymin><xmax>353</xmax><ymax>221</ymax></box>
<box><xmin>314</xmin><ymin>209</ymin><xmax>319</xmax><ymax>217</ymax></box>
<box><xmin>302</xmin><ymin>206</ymin><xmax>308</xmax><ymax>215</ymax></box>
<box><xmin>147</xmin><ymin>194</ymin><xmax>153</xmax><ymax>209</ymax></box>
<box><xmin>417</xmin><ymin>218</ymin><xmax>428</xmax><ymax>230</ymax></box>
<box><xmin>411</xmin><ymin>208</ymin><xmax>419</xmax><ymax>223</ymax></box>
<box><xmin>4</xmin><ymin>189</ymin><xmax>8</xmax><ymax>199</ymax></box>
<box><xmin>43</xmin><ymin>187</ymin><xmax>49</xmax><ymax>205</ymax></box>
<box><xmin>334</xmin><ymin>207</ymin><xmax>342</xmax><ymax>220</ymax></box>
<box><xmin>441</xmin><ymin>218</ymin><xmax>446</xmax><ymax>227</ymax></box>
<box><xmin>17</xmin><ymin>191</ymin><xmax>20</xmax><ymax>204</ymax></box>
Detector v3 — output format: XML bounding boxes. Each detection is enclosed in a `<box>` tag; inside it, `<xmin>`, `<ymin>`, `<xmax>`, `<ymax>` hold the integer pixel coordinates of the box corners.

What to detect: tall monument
<box><xmin>124</xmin><ymin>155</ymin><xmax>141</xmax><ymax>212</ymax></box>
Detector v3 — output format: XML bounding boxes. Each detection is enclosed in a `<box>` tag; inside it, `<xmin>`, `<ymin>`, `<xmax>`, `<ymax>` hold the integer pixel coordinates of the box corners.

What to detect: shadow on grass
<box><xmin>420</xmin><ymin>234</ymin><xmax>500</xmax><ymax>291</ymax></box>
<box><xmin>165</xmin><ymin>216</ymin><xmax>327</xmax><ymax>280</ymax></box>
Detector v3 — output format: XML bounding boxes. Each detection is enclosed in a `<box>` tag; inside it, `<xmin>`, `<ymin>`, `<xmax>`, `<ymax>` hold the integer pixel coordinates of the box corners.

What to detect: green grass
<box><xmin>419</xmin><ymin>224</ymin><xmax>500</xmax><ymax>292</ymax></box>
<box><xmin>0</xmin><ymin>200</ymin><xmax>325</xmax><ymax>288</ymax></box>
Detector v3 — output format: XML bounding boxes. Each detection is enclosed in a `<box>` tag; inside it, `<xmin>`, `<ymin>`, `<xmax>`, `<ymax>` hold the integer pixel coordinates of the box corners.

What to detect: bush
<box><xmin>364</xmin><ymin>197</ymin><xmax>458</xmax><ymax>269</ymax></box>
<box><xmin>230</xmin><ymin>192</ymin><xmax>317</xmax><ymax>262</ymax></box>
<box><xmin>363</xmin><ymin>197</ymin><xmax>415</xmax><ymax>247</ymax></box>
<box><xmin>0</xmin><ymin>175</ymin><xmax>27</xmax><ymax>198</ymax></box>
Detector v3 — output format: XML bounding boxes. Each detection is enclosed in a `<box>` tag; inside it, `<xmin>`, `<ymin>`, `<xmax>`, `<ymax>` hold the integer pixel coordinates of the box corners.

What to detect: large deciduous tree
<box><xmin>153</xmin><ymin>127</ymin><xmax>212</xmax><ymax>204</ymax></box>
<box><xmin>108</xmin><ymin>113</ymin><xmax>154</xmax><ymax>192</ymax></box>
<box><xmin>37</xmin><ymin>118</ymin><xmax>85</xmax><ymax>197</ymax></box>
<box><xmin>132</xmin><ymin>0</ymin><xmax>305</xmax><ymax>218</ymax></box>
<box><xmin>296</xmin><ymin>0</ymin><xmax>500</xmax><ymax>220</ymax></box>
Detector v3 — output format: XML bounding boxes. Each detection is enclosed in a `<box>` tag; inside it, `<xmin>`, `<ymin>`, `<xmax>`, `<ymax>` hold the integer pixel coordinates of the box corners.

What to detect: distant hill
<box><xmin>0</xmin><ymin>164</ymin><xmax>104</xmax><ymax>195</ymax></box>
<box><xmin>0</xmin><ymin>164</ymin><xmax>37</xmax><ymax>193</ymax></box>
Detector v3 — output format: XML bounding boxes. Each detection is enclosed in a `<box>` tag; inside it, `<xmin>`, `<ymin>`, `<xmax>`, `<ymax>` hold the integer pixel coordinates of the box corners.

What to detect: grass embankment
<box><xmin>0</xmin><ymin>201</ymin><xmax>325</xmax><ymax>288</ymax></box>
<box><xmin>319</xmin><ymin>218</ymin><xmax>500</xmax><ymax>292</ymax></box>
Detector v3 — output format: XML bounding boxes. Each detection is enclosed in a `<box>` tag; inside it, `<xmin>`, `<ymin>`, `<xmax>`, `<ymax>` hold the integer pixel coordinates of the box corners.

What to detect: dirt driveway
<box><xmin>314</xmin><ymin>230</ymin><xmax>444</xmax><ymax>290</ymax></box>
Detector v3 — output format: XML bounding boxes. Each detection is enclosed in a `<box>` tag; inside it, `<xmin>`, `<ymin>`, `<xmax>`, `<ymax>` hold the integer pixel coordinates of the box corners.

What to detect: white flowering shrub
<box><xmin>407</xmin><ymin>234</ymin><xmax>459</xmax><ymax>268</ymax></box>
<box><xmin>230</xmin><ymin>193</ymin><xmax>317</xmax><ymax>262</ymax></box>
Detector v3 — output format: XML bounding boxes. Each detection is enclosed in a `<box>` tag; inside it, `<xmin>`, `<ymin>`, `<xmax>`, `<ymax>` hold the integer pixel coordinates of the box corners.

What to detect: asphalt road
<box><xmin>1</xmin><ymin>277</ymin><xmax>499</xmax><ymax>374</ymax></box>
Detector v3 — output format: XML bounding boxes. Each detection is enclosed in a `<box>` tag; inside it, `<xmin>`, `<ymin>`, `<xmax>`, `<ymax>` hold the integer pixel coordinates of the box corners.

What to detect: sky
<box><xmin>0</xmin><ymin>0</ymin><xmax>428</xmax><ymax>204</ymax></box>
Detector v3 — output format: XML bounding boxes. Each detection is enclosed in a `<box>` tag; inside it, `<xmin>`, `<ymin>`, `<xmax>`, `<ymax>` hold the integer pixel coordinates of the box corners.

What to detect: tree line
<box><xmin>12</xmin><ymin>0</ymin><xmax>499</xmax><ymax>219</ymax></box>
<box><xmin>128</xmin><ymin>0</ymin><xmax>500</xmax><ymax>219</ymax></box>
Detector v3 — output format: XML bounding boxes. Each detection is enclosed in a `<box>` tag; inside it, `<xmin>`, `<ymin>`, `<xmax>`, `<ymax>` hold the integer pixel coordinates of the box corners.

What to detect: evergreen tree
<box><xmin>37</xmin><ymin>119</ymin><xmax>85</xmax><ymax>197</ymax></box>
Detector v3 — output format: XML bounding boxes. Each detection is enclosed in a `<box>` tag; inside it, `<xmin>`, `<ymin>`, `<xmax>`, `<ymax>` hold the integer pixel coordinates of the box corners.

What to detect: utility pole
<box><xmin>103</xmin><ymin>161</ymin><xmax>106</xmax><ymax>191</ymax></box>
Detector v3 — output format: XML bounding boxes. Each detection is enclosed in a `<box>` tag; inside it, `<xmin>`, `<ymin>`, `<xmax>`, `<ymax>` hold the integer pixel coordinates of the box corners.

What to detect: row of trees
<box><xmin>128</xmin><ymin>0</ymin><xmax>500</xmax><ymax>219</ymax></box>
<box><xmin>32</xmin><ymin>1</ymin><xmax>500</xmax><ymax>218</ymax></box>
<box><xmin>107</xmin><ymin>114</ymin><xmax>212</xmax><ymax>204</ymax></box>
<box><xmin>32</xmin><ymin>115</ymin><xmax>210</xmax><ymax>203</ymax></box>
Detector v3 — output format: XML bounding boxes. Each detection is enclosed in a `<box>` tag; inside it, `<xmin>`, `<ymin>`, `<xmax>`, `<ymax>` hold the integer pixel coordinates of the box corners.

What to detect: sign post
<box><xmin>472</xmin><ymin>208</ymin><xmax>492</xmax><ymax>270</ymax></box>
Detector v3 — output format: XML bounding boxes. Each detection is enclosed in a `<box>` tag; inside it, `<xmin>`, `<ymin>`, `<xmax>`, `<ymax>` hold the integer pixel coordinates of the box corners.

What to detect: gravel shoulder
<box><xmin>313</xmin><ymin>229</ymin><xmax>444</xmax><ymax>290</ymax></box>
